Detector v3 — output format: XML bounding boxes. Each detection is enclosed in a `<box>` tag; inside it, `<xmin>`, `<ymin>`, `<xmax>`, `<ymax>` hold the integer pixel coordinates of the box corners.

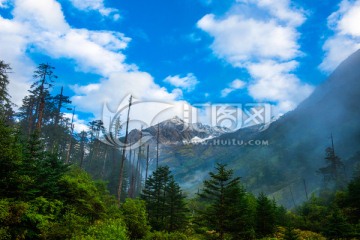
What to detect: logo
<box><xmin>96</xmin><ymin>95</ymin><xmax>273</xmax><ymax>149</ymax></box>
<box><xmin>100</xmin><ymin>95</ymin><xmax>174</xmax><ymax>150</ymax></box>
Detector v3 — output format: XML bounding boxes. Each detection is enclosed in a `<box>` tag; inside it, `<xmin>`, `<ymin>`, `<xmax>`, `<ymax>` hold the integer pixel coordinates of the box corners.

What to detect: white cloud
<box><xmin>35</xmin><ymin>29</ymin><xmax>131</xmax><ymax>75</ymax></box>
<box><xmin>247</xmin><ymin>61</ymin><xmax>313</xmax><ymax>113</ymax></box>
<box><xmin>198</xmin><ymin>14</ymin><xmax>300</xmax><ymax>66</ymax></box>
<box><xmin>0</xmin><ymin>0</ymin><xmax>131</xmax><ymax>105</ymax></box>
<box><xmin>0</xmin><ymin>0</ymin><xmax>190</xmax><ymax>127</ymax></box>
<box><xmin>320</xmin><ymin>0</ymin><xmax>360</xmax><ymax>72</ymax></box>
<box><xmin>164</xmin><ymin>73</ymin><xmax>199</xmax><ymax>92</ymax></box>
<box><xmin>72</xmin><ymin>71</ymin><xmax>182</xmax><ymax>114</ymax></box>
<box><xmin>69</xmin><ymin>0</ymin><xmax>119</xmax><ymax>19</ymax></box>
<box><xmin>220</xmin><ymin>79</ymin><xmax>246</xmax><ymax>97</ymax></box>
<box><xmin>198</xmin><ymin>0</ymin><xmax>311</xmax><ymax>113</ymax></box>
<box><xmin>0</xmin><ymin>0</ymin><xmax>9</xmax><ymax>8</ymax></box>
<box><xmin>237</xmin><ymin>0</ymin><xmax>306</xmax><ymax>26</ymax></box>
<box><xmin>63</xmin><ymin>112</ymin><xmax>89</xmax><ymax>133</ymax></box>
<box><xmin>0</xmin><ymin>16</ymin><xmax>34</xmax><ymax>105</ymax></box>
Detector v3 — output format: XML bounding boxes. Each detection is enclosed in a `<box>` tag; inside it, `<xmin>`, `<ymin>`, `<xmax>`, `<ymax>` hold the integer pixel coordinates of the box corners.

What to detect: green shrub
<box><xmin>74</xmin><ymin>218</ymin><xmax>128</xmax><ymax>240</ymax></box>
<box><xmin>144</xmin><ymin>231</ymin><xmax>188</xmax><ymax>240</ymax></box>
<box><xmin>121</xmin><ymin>198</ymin><xmax>150</xmax><ymax>239</ymax></box>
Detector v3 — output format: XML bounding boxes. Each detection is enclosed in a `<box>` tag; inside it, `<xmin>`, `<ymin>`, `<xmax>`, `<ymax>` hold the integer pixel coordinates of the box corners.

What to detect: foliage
<box><xmin>197</xmin><ymin>163</ymin><xmax>254</xmax><ymax>240</ymax></box>
<box><xmin>255</xmin><ymin>192</ymin><xmax>277</xmax><ymax>238</ymax></box>
<box><xmin>141</xmin><ymin>166</ymin><xmax>188</xmax><ymax>232</ymax></box>
<box><xmin>74</xmin><ymin>218</ymin><xmax>128</xmax><ymax>240</ymax></box>
<box><xmin>121</xmin><ymin>198</ymin><xmax>150</xmax><ymax>239</ymax></box>
<box><xmin>0</xmin><ymin>60</ymin><xmax>14</xmax><ymax>123</ymax></box>
<box><xmin>2</xmin><ymin>59</ymin><xmax>360</xmax><ymax>240</ymax></box>
<box><xmin>143</xmin><ymin>231</ymin><xmax>188</xmax><ymax>240</ymax></box>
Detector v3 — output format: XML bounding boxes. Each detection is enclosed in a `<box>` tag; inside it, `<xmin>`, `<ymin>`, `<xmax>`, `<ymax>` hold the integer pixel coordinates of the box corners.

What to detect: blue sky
<box><xmin>1</xmin><ymin>0</ymin><xmax>360</xmax><ymax>131</ymax></box>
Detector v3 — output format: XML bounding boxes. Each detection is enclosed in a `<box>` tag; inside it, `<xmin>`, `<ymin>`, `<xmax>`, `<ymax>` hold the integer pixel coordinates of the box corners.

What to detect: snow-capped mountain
<box><xmin>128</xmin><ymin>116</ymin><xmax>231</xmax><ymax>145</ymax></box>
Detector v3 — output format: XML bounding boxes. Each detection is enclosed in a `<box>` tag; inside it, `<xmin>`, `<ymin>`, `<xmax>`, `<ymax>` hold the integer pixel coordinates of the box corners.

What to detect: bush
<box><xmin>144</xmin><ymin>231</ymin><xmax>188</xmax><ymax>240</ymax></box>
<box><xmin>75</xmin><ymin>218</ymin><xmax>129</xmax><ymax>240</ymax></box>
<box><xmin>121</xmin><ymin>198</ymin><xmax>150</xmax><ymax>239</ymax></box>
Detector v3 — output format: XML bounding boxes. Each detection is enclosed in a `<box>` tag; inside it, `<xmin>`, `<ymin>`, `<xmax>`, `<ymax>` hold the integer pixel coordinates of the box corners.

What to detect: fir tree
<box><xmin>141</xmin><ymin>166</ymin><xmax>188</xmax><ymax>231</ymax></box>
<box><xmin>318</xmin><ymin>143</ymin><xmax>346</xmax><ymax>191</ymax></box>
<box><xmin>323</xmin><ymin>207</ymin><xmax>351</xmax><ymax>239</ymax></box>
<box><xmin>283</xmin><ymin>225</ymin><xmax>299</xmax><ymax>240</ymax></box>
<box><xmin>0</xmin><ymin>60</ymin><xmax>14</xmax><ymax>123</ymax></box>
<box><xmin>166</xmin><ymin>178</ymin><xmax>188</xmax><ymax>231</ymax></box>
<box><xmin>255</xmin><ymin>192</ymin><xmax>276</xmax><ymax>238</ymax></box>
<box><xmin>198</xmin><ymin>163</ymin><xmax>251</xmax><ymax>240</ymax></box>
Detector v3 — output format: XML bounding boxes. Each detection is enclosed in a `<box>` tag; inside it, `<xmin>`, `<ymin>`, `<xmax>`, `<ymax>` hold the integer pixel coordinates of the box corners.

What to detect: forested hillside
<box><xmin>1</xmin><ymin>60</ymin><xmax>360</xmax><ymax>239</ymax></box>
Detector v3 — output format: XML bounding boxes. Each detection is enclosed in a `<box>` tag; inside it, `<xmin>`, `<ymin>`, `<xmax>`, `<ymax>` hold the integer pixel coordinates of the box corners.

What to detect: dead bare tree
<box><xmin>117</xmin><ymin>95</ymin><xmax>132</xmax><ymax>206</ymax></box>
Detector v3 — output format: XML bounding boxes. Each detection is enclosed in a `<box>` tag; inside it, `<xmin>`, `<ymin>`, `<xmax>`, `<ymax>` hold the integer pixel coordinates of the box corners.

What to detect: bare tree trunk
<box><xmin>65</xmin><ymin>107</ymin><xmax>75</xmax><ymax>164</ymax></box>
<box><xmin>36</xmin><ymin>66</ymin><xmax>48</xmax><ymax>132</ymax></box>
<box><xmin>52</xmin><ymin>86</ymin><xmax>63</xmax><ymax>151</ymax></box>
<box><xmin>117</xmin><ymin>95</ymin><xmax>132</xmax><ymax>206</ymax></box>
<box><xmin>27</xmin><ymin>99</ymin><xmax>35</xmax><ymax>136</ymax></box>
<box><xmin>156</xmin><ymin>124</ymin><xmax>159</xmax><ymax>169</ymax></box>
<box><xmin>101</xmin><ymin>147</ymin><xmax>108</xmax><ymax>178</ymax></box>
<box><xmin>145</xmin><ymin>144</ymin><xmax>150</xmax><ymax>181</ymax></box>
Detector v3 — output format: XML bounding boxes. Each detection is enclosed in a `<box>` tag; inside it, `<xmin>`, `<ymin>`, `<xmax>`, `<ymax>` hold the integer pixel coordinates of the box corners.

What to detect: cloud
<box><xmin>68</xmin><ymin>0</ymin><xmax>120</xmax><ymax>19</ymax></box>
<box><xmin>164</xmin><ymin>73</ymin><xmax>199</xmax><ymax>92</ymax></box>
<box><xmin>247</xmin><ymin>61</ymin><xmax>313</xmax><ymax>113</ymax></box>
<box><xmin>198</xmin><ymin>0</ymin><xmax>312</xmax><ymax>113</ymax></box>
<box><xmin>0</xmin><ymin>0</ymin><xmax>189</xmax><ymax>126</ymax></box>
<box><xmin>0</xmin><ymin>15</ymin><xmax>34</xmax><ymax>105</ymax></box>
<box><xmin>320</xmin><ymin>0</ymin><xmax>360</xmax><ymax>72</ymax></box>
<box><xmin>236</xmin><ymin>0</ymin><xmax>306</xmax><ymax>26</ymax></box>
<box><xmin>71</xmin><ymin>71</ymin><xmax>182</xmax><ymax>114</ymax></box>
<box><xmin>63</xmin><ymin>112</ymin><xmax>89</xmax><ymax>133</ymax></box>
<box><xmin>221</xmin><ymin>79</ymin><xmax>246</xmax><ymax>97</ymax></box>
<box><xmin>0</xmin><ymin>0</ymin><xmax>132</xmax><ymax>106</ymax></box>
<box><xmin>198</xmin><ymin>14</ymin><xmax>300</xmax><ymax>66</ymax></box>
<box><xmin>35</xmin><ymin>29</ymin><xmax>131</xmax><ymax>75</ymax></box>
<box><xmin>0</xmin><ymin>0</ymin><xmax>9</xmax><ymax>8</ymax></box>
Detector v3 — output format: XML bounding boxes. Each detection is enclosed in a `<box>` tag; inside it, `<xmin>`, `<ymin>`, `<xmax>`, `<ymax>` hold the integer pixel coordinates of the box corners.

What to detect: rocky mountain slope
<box><xmin>149</xmin><ymin>49</ymin><xmax>360</xmax><ymax>208</ymax></box>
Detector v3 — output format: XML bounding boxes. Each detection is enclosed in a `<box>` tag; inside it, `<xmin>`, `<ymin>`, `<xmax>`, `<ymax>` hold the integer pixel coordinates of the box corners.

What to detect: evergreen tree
<box><xmin>166</xmin><ymin>178</ymin><xmax>188</xmax><ymax>231</ymax></box>
<box><xmin>283</xmin><ymin>225</ymin><xmax>299</xmax><ymax>240</ymax></box>
<box><xmin>198</xmin><ymin>163</ymin><xmax>251</xmax><ymax>240</ymax></box>
<box><xmin>31</xmin><ymin>63</ymin><xmax>57</xmax><ymax>131</ymax></box>
<box><xmin>121</xmin><ymin>198</ymin><xmax>150</xmax><ymax>239</ymax></box>
<box><xmin>0</xmin><ymin>60</ymin><xmax>14</xmax><ymax>123</ymax></box>
<box><xmin>255</xmin><ymin>192</ymin><xmax>276</xmax><ymax>238</ymax></box>
<box><xmin>141</xmin><ymin>166</ymin><xmax>188</xmax><ymax>232</ymax></box>
<box><xmin>323</xmin><ymin>207</ymin><xmax>351</xmax><ymax>239</ymax></box>
<box><xmin>21</xmin><ymin>132</ymin><xmax>68</xmax><ymax>199</ymax></box>
<box><xmin>0</xmin><ymin>120</ymin><xmax>22</xmax><ymax>198</ymax></box>
<box><xmin>17</xmin><ymin>63</ymin><xmax>58</xmax><ymax>136</ymax></box>
<box><xmin>318</xmin><ymin>146</ymin><xmax>346</xmax><ymax>191</ymax></box>
<box><xmin>342</xmin><ymin>170</ymin><xmax>360</xmax><ymax>224</ymax></box>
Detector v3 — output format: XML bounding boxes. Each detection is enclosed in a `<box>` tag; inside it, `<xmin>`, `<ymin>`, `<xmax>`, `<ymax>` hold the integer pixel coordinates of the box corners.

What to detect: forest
<box><xmin>1</xmin><ymin>60</ymin><xmax>360</xmax><ymax>239</ymax></box>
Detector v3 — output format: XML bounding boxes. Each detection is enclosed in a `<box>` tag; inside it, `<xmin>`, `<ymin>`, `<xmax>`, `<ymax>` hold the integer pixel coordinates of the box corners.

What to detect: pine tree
<box><xmin>0</xmin><ymin>60</ymin><xmax>14</xmax><ymax>123</ymax></box>
<box><xmin>31</xmin><ymin>63</ymin><xmax>57</xmax><ymax>131</ymax></box>
<box><xmin>198</xmin><ymin>163</ymin><xmax>250</xmax><ymax>240</ymax></box>
<box><xmin>318</xmin><ymin>142</ymin><xmax>346</xmax><ymax>191</ymax></box>
<box><xmin>255</xmin><ymin>192</ymin><xmax>276</xmax><ymax>238</ymax></box>
<box><xmin>283</xmin><ymin>225</ymin><xmax>299</xmax><ymax>240</ymax></box>
<box><xmin>323</xmin><ymin>207</ymin><xmax>351</xmax><ymax>239</ymax></box>
<box><xmin>166</xmin><ymin>178</ymin><xmax>188</xmax><ymax>231</ymax></box>
<box><xmin>21</xmin><ymin>132</ymin><xmax>68</xmax><ymax>199</ymax></box>
<box><xmin>0</xmin><ymin>120</ymin><xmax>22</xmax><ymax>198</ymax></box>
<box><xmin>141</xmin><ymin>166</ymin><xmax>188</xmax><ymax>231</ymax></box>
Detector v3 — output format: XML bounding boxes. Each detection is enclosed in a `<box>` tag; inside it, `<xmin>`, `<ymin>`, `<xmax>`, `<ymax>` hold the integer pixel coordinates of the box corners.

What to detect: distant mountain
<box><xmin>148</xmin><ymin>49</ymin><xmax>360</xmax><ymax>208</ymax></box>
<box><xmin>127</xmin><ymin>116</ymin><xmax>231</xmax><ymax>145</ymax></box>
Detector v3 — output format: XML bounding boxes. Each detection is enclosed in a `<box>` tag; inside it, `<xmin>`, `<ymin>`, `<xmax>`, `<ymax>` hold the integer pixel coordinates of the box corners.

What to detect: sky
<box><xmin>1</xmin><ymin>0</ymin><xmax>360</xmax><ymax>132</ymax></box>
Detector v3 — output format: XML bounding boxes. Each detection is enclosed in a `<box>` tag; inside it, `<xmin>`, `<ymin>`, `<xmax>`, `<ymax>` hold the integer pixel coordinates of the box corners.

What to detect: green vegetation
<box><xmin>1</xmin><ymin>60</ymin><xmax>360</xmax><ymax>239</ymax></box>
